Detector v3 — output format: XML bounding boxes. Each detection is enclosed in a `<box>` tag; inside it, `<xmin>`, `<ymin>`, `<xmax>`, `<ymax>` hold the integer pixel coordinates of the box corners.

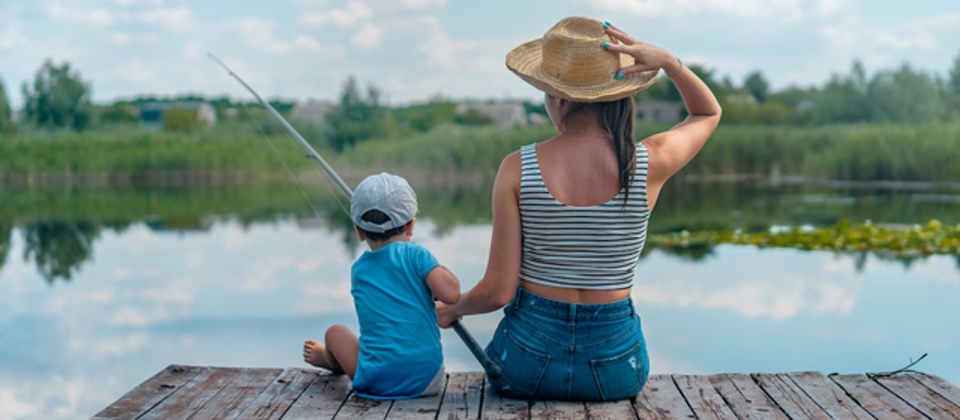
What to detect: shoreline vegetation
<box><xmin>3</xmin><ymin>121</ymin><xmax>960</xmax><ymax>188</ymax></box>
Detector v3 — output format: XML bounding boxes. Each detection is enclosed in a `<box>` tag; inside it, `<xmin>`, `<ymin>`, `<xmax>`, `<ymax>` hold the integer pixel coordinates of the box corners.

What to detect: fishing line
<box><xmin>210</xmin><ymin>53</ymin><xmax>503</xmax><ymax>380</ymax></box>
<box><xmin>238</xmin><ymin>103</ymin><xmax>349</xmax><ymax>219</ymax></box>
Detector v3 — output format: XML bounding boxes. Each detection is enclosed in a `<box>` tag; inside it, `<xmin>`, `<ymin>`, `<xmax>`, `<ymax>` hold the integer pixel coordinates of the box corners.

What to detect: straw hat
<box><xmin>506</xmin><ymin>16</ymin><xmax>658</xmax><ymax>102</ymax></box>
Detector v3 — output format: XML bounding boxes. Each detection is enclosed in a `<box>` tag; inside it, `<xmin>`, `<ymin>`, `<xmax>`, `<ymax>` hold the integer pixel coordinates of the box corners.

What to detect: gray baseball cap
<box><xmin>351</xmin><ymin>172</ymin><xmax>418</xmax><ymax>233</ymax></box>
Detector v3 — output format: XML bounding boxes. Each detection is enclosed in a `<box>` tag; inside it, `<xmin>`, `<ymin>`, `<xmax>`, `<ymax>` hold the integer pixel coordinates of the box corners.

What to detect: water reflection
<box><xmin>2</xmin><ymin>181</ymin><xmax>960</xmax><ymax>282</ymax></box>
<box><xmin>0</xmin><ymin>218</ymin><xmax>957</xmax><ymax>419</ymax></box>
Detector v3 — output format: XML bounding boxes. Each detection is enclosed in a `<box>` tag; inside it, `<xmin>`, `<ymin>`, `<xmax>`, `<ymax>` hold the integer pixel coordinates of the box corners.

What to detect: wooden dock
<box><xmin>94</xmin><ymin>365</ymin><xmax>960</xmax><ymax>419</ymax></box>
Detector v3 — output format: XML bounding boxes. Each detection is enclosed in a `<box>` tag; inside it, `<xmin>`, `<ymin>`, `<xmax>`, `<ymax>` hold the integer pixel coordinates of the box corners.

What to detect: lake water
<box><xmin>1</xmin><ymin>183</ymin><xmax>959</xmax><ymax>418</ymax></box>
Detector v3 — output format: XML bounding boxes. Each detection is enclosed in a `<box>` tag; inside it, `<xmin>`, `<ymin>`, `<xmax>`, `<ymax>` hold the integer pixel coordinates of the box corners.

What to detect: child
<box><xmin>303</xmin><ymin>172</ymin><xmax>460</xmax><ymax>399</ymax></box>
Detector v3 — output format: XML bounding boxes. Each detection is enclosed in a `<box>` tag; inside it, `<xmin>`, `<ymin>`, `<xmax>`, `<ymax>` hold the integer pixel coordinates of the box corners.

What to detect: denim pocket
<box><xmin>487</xmin><ymin>326</ymin><xmax>551</xmax><ymax>400</ymax></box>
<box><xmin>589</xmin><ymin>341</ymin><xmax>645</xmax><ymax>401</ymax></box>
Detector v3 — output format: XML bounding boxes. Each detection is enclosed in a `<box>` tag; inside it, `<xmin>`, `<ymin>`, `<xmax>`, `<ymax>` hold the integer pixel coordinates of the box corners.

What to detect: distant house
<box><xmin>635</xmin><ymin>99</ymin><xmax>681</xmax><ymax>122</ymax></box>
<box><xmin>456</xmin><ymin>102</ymin><xmax>527</xmax><ymax>127</ymax></box>
<box><xmin>140</xmin><ymin>101</ymin><xmax>217</xmax><ymax>129</ymax></box>
<box><xmin>291</xmin><ymin>101</ymin><xmax>333</xmax><ymax>125</ymax></box>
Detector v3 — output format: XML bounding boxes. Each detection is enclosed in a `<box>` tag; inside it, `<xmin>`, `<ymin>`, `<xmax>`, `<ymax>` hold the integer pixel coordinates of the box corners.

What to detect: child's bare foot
<box><xmin>303</xmin><ymin>339</ymin><xmax>329</xmax><ymax>368</ymax></box>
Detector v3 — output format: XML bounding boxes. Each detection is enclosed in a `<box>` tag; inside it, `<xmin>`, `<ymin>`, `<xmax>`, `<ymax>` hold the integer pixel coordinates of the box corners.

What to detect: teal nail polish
<box><xmin>602</xmin><ymin>21</ymin><xmax>611</xmax><ymax>29</ymax></box>
<box><xmin>602</xmin><ymin>42</ymin><xmax>611</xmax><ymax>48</ymax></box>
<box><xmin>615</xmin><ymin>72</ymin><xmax>624</xmax><ymax>80</ymax></box>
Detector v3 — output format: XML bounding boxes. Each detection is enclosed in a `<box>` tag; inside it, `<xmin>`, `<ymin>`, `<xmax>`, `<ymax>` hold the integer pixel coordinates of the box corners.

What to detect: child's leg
<box><xmin>303</xmin><ymin>324</ymin><xmax>359</xmax><ymax>378</ymax></box>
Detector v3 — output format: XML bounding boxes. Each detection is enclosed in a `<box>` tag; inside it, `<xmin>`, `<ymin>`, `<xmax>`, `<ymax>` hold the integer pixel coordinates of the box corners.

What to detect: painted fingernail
<box><xmin>602</xmin><ymin>42</ymin><xmax>611</xmax><ymax>48</ymax></box>
<box><xmin>615</xmin><ymin>72</ymin><xmax>624</xmax><ymax>80</ymax></box>
<box><xmin>602</xmin><ymin>21</ymin><xmax>611</xmax><ymax>29</ymax></box>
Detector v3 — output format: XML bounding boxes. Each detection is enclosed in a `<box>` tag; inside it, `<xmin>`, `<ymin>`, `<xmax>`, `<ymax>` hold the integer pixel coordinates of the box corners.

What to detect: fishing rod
<box><xmin>209</xmin><ymin>53</ymin><xmax>502</xmax><ymax>380</ymax></box>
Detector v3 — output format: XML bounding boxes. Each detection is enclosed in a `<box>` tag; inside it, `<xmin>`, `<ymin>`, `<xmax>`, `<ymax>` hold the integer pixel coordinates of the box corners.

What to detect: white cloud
<box><xmin>299</xmin><ymin>0</ymin><xmax>373</xmax><ymax>27</ymax></box>
<box><xmin>227</xmin><ymin>18</ymin><xmax>294</xmax><ymax>54</ymax></box>
<box><xmin>352</xmin><ymin>23</ymin><xmax>383</xmax><ymax>49</ymax></box>
<box><xmin>400</xmin><ymin>0</ymin><xmax>447</xmax><ymax>10</ymax></box>
<box><xmin>43</xmin><ymin>3</ymin><xmax>115</xmax><ymax>25</ymax></box>
<box><xmin>580</xmin><ymin>0</ymin><xmax>852</xmax><ymax>21</ymax></box>
<box><xmin>137</xmin><ymin>6</ymin><xmax>196</xmax><ymax>32</ymax></box>
<box><xmin>110</xmin><ymin>59</ymin><xmax>158</xmax><ymax>85</ymax></box>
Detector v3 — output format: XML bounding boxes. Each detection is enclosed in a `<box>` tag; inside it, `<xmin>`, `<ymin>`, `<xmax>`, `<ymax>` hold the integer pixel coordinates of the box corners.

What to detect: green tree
<box><xmin>744</xmin><ymin>71</ymin><xmax>770</xmax><ymax>104</ymax></box>
<box><xmin>98</xmin><ymin>102</ymin><xmax>140</xmax><ymax>125</ymax></box>
<box><xmin>163</xmin><ymin>106</ymin><xmax>203</xmax><ymax>132</ymax></box>
<box><xmin>866</xmin><ymin>64</ymin><xmax>943</xmax><ymax>123</ymax></box>
<box><xmin>947</xmin><ymin>51</ymin><xmax>960</xmax><ymax>115</ymax></box>
<box><xmin>21</xmin><ymin>59</ymin><xmax>93</xmax><ymax>131</ymax></box>
<box><xmin>394</xmin><ymin>99</ymin><xmax>456</xmax><ymax>133</ymax></box>
<box><xmin>815</xmin><ymin>60</ymin><xmax>870</xmax><ymax>123</ymax></box>
<box><xmin>325</xmin><ymin>76</ymin><xmax>388</xmax><ymax>151</ymax></box>
<box><xmin>0</xmin><ymin>77</ymin><xmax>12</xmax><ymax>133</ymax></box>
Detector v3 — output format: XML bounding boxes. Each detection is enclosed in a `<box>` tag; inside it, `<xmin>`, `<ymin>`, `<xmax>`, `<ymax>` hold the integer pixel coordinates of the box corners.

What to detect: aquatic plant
<box><xmin>649</xmin><ymin>219</ymin><xmax>960</xmax><ymax>257</ymax></box>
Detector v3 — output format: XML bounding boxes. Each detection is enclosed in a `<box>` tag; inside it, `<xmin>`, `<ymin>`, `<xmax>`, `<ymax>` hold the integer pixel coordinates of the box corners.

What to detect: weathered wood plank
<box><xmin>707</xmin><ymin>373</ymin><xmax>788</xmax><ymax>419</ymax></box>
<box><xmin>334</xmin><ymin>394</ymin><xmax>392</xmax><ymax>419</ymax></box>
<box><xmin>437</xmin><ymin>372</ymin><xmax>484</xmax><ymax>419</ymax></box>
<box><xmin>480</xmin><ymin>381</ymin><xmax>529</xmax><ymax>419</ymax></box>
<box><xmin>583</xmin><ymin>399</ymin><xmax>638</xmax><ymax>420</ymax></box>
<box><xmin>138</xmin><ymin>366</ymin><xmax>243</xmax><ymax>420</ymax></box>
<box><xmin>828</xmin><ymin>374</ymin><xmax>924</xmax><ymax>419</ymax></box>
<box><xmin>908</xmin><ymin>372</ymin><xmax>960</xmax><ymax>409</ymax></box>
<box><xmin>237</xmin><ymin>368</ymin><xmax>322</xmax><ymax>420</ymax></box>
<box><xmin>529</xmin><ymin>400</ymin><xmax>586</xmax><ymax>419</ymax></box>
<box><xmin>92</xmin><ymin>364</ymin><xmax>204</xmax><ymax>420</ymax></box>
<box><xmin>786</xmin><ymin>371</ymin><xmax>873</xmax><ymax>419</ymax></box>
<box><xmin>633</xmin><ymin>374</ymin><xmax>695</xmax><ymax>419</ymax></box>
<box><xmin>282</xmin><ymin>373</ymin><xmax>353</xmax><ymax>419</ymax></box>
<box><xmin>95</xmin><ymin>366</ymin><xmax>960</xmax><ymax>420</ymax></box>
<box><xmin>672</xmin><ymin>374</ymin><xmax>736</xmax><ymax>419</ymax></box>
<box><xmin>385</xmin><ymin>374</ymin><xmax>447</xmax><ymax>418</ymax></box>
<box><xmin>876</xmin><ymin>374</ymin><xmax>960</xmax><ymax>419</ymax></box>
<box><xmin>753</xmin><ymin>373</ymin><xmax>829</xmax><ymax>420</ymax></box>
<box><xmin>190</xmin><ymin>367</ymin><xmax>285</xmax><ymax>420</ymax></box>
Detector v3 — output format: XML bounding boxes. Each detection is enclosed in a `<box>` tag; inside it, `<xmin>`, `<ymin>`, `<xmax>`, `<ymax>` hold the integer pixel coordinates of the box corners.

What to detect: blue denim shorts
<box><xmin>485</xmin><ymin>286</ymin><xmax>650</xmax><ymax>401</ymax></box>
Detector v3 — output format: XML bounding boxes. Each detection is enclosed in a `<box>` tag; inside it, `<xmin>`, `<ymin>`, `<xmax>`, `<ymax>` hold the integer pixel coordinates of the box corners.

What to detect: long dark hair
<box><xmin>564</xmin><ymin>97</ymin><xmax>636</xmax><ymax>202</ymax></box>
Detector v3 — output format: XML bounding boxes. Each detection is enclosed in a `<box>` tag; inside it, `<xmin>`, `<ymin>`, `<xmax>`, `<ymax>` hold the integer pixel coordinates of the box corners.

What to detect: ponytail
<box><xmin>601</xmin><ymin>97</ymin><xmax>636</xmax><ymax>203</ymax></box>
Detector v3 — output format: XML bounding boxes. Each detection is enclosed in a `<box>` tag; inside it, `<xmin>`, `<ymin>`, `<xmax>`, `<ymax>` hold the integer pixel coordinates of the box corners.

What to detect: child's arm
<box><xmin>426</xmin><ymin>265</ymin><xmax>460</xmax><ymax>304</ymax></box>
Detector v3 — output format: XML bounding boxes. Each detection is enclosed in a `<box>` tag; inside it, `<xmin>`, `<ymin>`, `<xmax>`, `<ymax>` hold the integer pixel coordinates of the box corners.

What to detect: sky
<box><xmin>1</xmin><ymin>0</ymin><xmax>959</xmax><ymax>109</ymax></box>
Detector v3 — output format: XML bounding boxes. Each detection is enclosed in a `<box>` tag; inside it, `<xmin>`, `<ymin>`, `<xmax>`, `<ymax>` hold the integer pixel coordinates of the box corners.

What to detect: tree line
<box><xmin>2</xmin><ymin>52</ymin><xmax>960</xmax><ymax>145</ymax></box>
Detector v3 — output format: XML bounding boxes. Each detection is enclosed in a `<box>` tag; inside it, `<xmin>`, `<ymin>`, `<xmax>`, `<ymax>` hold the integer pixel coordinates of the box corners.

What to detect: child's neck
<box><xmin>366</xmin><ymin>236</ymin><xmax>409</xmax><ymax>251</ymax></box>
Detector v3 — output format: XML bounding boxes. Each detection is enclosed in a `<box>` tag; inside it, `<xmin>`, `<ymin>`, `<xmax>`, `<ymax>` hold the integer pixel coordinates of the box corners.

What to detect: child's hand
<box><xmin>435</xmin><ymin>301</ymin><xmax>461</xmax><ymax>329</ymax></box>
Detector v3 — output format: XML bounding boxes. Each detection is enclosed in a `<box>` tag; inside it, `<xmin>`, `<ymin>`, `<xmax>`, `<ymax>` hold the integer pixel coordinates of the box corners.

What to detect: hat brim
<box><xmin>506</xmin><ymin>38</ymin><xmax>659</xmax><ymax>103</ymax></box>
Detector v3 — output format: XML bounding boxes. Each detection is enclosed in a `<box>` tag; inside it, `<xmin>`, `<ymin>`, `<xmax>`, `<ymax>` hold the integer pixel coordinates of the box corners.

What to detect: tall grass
<box><xmin>0</xmin><ymin>125</ymin><xmax>317</xmax><ymax>176</ymax></box>
<box><xmin>3</xmin><ymin>122</ymin><xmax>960</xmax><ymax>183</ymax></box>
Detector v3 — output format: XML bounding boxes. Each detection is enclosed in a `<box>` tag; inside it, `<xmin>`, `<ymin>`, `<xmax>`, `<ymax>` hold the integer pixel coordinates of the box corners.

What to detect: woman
<box><xmin>437</xmin><ymin>16</ymin><xmax>721</xmax><ymax>401</ymax></box>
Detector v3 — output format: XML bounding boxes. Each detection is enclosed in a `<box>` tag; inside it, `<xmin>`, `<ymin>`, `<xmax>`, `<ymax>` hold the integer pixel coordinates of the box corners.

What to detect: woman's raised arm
<box><xmin>604</xmin><ymin>23</ymin><xmax>722</xmax><ymax>205</ymax></box>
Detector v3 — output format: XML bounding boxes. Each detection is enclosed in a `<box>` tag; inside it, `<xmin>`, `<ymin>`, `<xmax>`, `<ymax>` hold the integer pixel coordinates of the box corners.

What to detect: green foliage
<box><xmin>21</xmin><ymin>59</ymin><xmax>93</xmax><ymax>131</ymax></box>
<box><xmin>0</xmin><ymin>126</ymin><xmax>314</xmax><ymax>176</ymax></box>
<box><xmin>325</xmin><ymin>76</ymin><xmax>389</xmax><ymax>151</ymax></box>
<box><xmin>688</xmin><ymin>122</ymin><xmax>960</xmax><ymax>181</ymax></box>
<box><xmin>0</xmin><ymin>77</ymin><xmax>13</xmax><ymax>133</ymax></box>
<box><xmin>162</xmin><ymin>106</ymin><xmax>203</xmax><ymax>133</ymax></box>
<box><xmin>453</xmin><ymin>108</ymin><xmax>494</xmax><ymax>126</ymax></box>
<box><xmin>393</xmin><ymin>99</ymin><xmax>457</xmax><ymax>133</ymax></box>
<box><xmin>744</xmin><ymin>71</ymin><xmax>770</xmax><ymax>103</ymax></box>
<box><xmin>97</xmin><ymin>102</ymin><xmax>140</xmax><ymax>126</ymax></box>
<box><xmin>649</xmin><ymin>219</ymin><xmax>960</xmax><ymax>258</ymax></box>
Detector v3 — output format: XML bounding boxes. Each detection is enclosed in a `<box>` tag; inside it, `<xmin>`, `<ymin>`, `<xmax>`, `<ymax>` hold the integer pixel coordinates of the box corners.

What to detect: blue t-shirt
<box><xmin>350</xmin><ymin>241</ymin><xmax>442</xmax><ymax>399</ymax></box>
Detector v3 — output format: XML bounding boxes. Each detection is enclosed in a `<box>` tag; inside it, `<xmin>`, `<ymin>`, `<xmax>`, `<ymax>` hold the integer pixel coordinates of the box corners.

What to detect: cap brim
<box><xmin>506</xmin><ymin>38</ymin><xmax>659</xmax><ymax>102</ymax></box>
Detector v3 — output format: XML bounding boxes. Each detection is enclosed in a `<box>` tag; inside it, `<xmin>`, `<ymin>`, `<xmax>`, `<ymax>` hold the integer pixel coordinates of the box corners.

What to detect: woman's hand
<box><xmin>435</xmin><ymin>301</ymin><xmax>461</xmax><ymax>329</ymax></box>
<box><xmin>602</xmin><ymin>23</ymin><xmax>682</xmax><ymax>78</ymax></box>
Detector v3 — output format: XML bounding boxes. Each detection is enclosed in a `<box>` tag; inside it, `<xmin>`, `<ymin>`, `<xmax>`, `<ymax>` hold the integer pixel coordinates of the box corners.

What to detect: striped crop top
<box><xmin>518</xmin><ymin>142</ymin><xmax>650</xmax><ymax>290</ymax></box>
